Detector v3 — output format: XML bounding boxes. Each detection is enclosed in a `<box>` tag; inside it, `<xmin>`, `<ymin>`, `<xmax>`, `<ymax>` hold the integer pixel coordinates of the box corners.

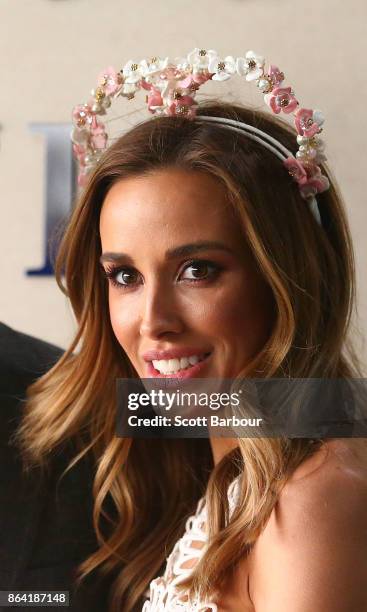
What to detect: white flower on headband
<box><xmin>236</xmin><ymin>50</ymin><xmax>265</xmax><ymax>82</ymax></box>
<box><xmin>122</xmin><ymin>59</ymin><xmax>146</xmax><ymax>84</ymax></box>
<box><xmin>120</xmin><ymin>81</ymin><xmax>140</xmax><ymax>99</ymax></box>
<box><xmin>296</xmin><ymin>135</ymin><xmax>327</xmax><ymax>164</ymax></box>
<box><xmin>140</xmin><ymin>57</ymin><xmax>169</xmax><ymax>82</ymax></box>
<box><xmin>208</xmin><ymin>55</ymin><xmax>236</xmax><ymax>81</ymax></box>
<box><xmin>170</xmin><ymin>54</ymin><xmax>192</xmax><ymax>73</ymax></box>
<box><xmin>187</xmin><ymin>48</ymin><xmax>218</xmax><ymax>74</ymax></box>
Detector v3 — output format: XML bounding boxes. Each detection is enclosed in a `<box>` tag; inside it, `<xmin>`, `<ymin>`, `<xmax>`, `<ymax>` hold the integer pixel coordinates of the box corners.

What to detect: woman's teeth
<box><xmin>152</xmin><ymin>354</ymin><xmax>208</xmax><ymax>374</ymax></box>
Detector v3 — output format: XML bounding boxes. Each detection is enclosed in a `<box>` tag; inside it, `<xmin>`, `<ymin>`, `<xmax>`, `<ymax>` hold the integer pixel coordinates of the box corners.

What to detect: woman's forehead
<box><xmin>101</xmin><ymin>167</ymin><xmax>226</xmax><ymax>210</ymax></box>
<box><xmin>99</xmin><ymin>168</ymin><xmax>246</xmax><ymax>252</ymax></box>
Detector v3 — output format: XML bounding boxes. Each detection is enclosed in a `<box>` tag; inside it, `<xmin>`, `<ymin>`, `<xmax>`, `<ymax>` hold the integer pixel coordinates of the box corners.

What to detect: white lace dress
<box><xmin>142</xmin><ymin>476</ymin><xmax>241</xmax><ymax>612</ymax></box>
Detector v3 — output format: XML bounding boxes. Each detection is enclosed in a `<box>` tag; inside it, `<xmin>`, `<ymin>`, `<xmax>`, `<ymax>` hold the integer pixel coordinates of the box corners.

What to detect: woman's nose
<box><xmin>139</xmin><ymin>282</ymin><xmax>184</xmax><ymax>339</ymax></box>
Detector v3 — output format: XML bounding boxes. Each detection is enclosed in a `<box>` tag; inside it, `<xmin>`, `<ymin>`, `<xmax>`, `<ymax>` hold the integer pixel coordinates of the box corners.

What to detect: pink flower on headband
<box><xmin>152</xmin><ymin>67</ymin><xmax>202</xmax><ymax>105</ymax></box>
<box><xmin>167</xmin><ymin>94</ymin><xmax>198</xmax><ymax>117</ymax></box>
<box><xmin>97</xmin><ymin>66</ymin><xmax>123</xmax><ymax>96</ymax></box>
<box><xmin>257</xmin><ymin>65</ymin><xmax>285</xmax><ymax>93</ymax></box>
<box><xmin>90</xmin><ymin>122</ymin><xmax>107</xmax><ymax>150</ymax></box>
<box><xmin>178</xmin><ymin>72</ymin><xmax>210</xmax><ymax>91</ymax></box>
<box><xmin>146</xmin><ymin>86</ymin><xmax>164</xmax><ymax>113</ymax></box>
<box><xmin>73</xmin><ymin>147</ymin><xmax>89</xmax><ymax>186</ymax></box>
<box><xmin>285</xmin><ymin>158</ymin><xmax>330</xmax><ymax>198</ymax></box>
<box><xmin>295</xmin><ymin>108</ymin><xmax>324</xmax><ymax>138</ymax></box>
<box><xmin>299</xmin><ymin>173</ymin><xmax>330</xmax><ymax>198</ymax></box>
<box><xmin>77</xmin><ymin>171</ymin><xmax>89</xmax><ymax>188</ymax></box>
<box><xmin>159</xmin><ymin>65</ymin><xmax>189</xmax><ymax>92</ymax></box>
<box><xmin>265</xmin><ymin>87</ymin><xmax>298</xmax><ymax>114</ymax></box>
<box><xmin>284</xmin><ymin>157</ymin><xmax>308</xmax><ymax>185</ymax></box>
<box><xmin>268</xmin><ymin>65</ymin><xmax>285</xmax><ymax>87</ymax></box>
<box><xmin>73</xmin><ymin>144</ymin><xmax>87</xmax><ymax>166</ymax></box>
<box><xmin>285</xmin><ymin>159</ymin><xmax>330</xmax><ymax>198</ymax></box>
<box><xmin>72</xmin><ymin>104</ymin><xmax>93</xmax><ymax>128</ymax></box>
<box><xmin>141</xmin><ymin>79</ymin><xmax>153</xmax><ymax>91</ymax></box>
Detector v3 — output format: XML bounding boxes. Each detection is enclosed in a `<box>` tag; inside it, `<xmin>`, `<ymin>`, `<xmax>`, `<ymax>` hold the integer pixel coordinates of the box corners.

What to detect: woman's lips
<box><xmin>146</xmin><ymin>352</ymin><xmax>212</xmax><ymax>379</ymax></box>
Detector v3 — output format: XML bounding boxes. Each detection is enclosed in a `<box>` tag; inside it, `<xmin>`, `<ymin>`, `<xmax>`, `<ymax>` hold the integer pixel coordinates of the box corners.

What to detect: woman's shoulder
<box><xmin>289</xmin><ymin>436</ymin><xmax>367</xmax><ymax>475</ymax></box>
<box><xmin>276</xmin><ymin>439</ymin><xmax>367</xmax><ymax>537</ymax></box>
<box><xmin>284</xmin><ymin>438</ymin><xmax>367</xmax><ymax>497</ymax></box>
<box><xmin>267</xmin><ymin>438</ymin><xmax>367</xmax><ymax>540</ymax></box>
<box><xmin>247</xmin><ymin>439</ymin><xmax>367</xmax><ymax>611</ymax></box>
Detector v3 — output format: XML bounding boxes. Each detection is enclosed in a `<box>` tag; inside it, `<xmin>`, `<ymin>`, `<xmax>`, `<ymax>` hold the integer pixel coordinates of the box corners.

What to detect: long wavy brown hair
<box><xmin>16</xmin><ymin>101</ymin><xmax>364</xmax><ymax>611</ymax></box>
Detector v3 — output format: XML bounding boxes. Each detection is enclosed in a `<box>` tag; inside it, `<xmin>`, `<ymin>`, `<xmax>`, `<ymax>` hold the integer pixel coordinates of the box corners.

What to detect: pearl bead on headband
<box><xmin>71</xmin><ymin>48</ymin><xmax>330</xmax><ymax>226</ymax></box>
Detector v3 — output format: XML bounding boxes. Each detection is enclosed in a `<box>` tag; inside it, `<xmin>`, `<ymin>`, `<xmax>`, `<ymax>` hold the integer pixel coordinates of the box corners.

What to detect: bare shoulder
<box><xmin>248</xmin><ymin>439</ymin><xmax>367</xmax><ymax>612</ymax></box>
<box><xmin>283</xmin><ymin>437</ymin><xmax>367</xmax><ymax>502</ymax></box>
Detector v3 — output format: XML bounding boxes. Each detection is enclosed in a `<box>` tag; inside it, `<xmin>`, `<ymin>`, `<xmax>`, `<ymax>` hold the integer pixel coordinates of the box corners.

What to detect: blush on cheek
<box><xmin>108</xmin><ymin>296</ymin><xmax>142</xmax><ymax>369</ymax></box>
<box><xmin>108</xmin><ymin>301</ymin><xmax>127</xmax><ymax>349</ymax></box>
<box><xmin>205</xmin><ymin>284</ymin><xmax>273</xmax><ymax>361</ymax></box>
<box><xmin>110</xmin><ymin>319</ymin><xmax>123</xmax><ymax>347</ymax></box>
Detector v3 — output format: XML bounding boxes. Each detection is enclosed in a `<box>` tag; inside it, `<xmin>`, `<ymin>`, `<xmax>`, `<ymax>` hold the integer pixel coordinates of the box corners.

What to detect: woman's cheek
<box><xmin>108</xmin><ymin>292</ymin><xmax>134</xmax><ymax>347</ymax></box>
<box><xmin>196</xmin><ymin>286</ymin><xmax>244</xmax><ymax>332</ymax></box>
<box><xmin>201</xmin><ymin>282</ymin><xmax>271</xmax><ymax>360</ymax></box>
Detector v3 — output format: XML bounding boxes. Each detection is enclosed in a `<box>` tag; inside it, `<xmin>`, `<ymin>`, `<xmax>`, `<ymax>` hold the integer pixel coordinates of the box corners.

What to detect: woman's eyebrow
<box><xmin>99</xmin><ymin>241</ymin><xmax>235</xmax><ymax>264</ymax></box>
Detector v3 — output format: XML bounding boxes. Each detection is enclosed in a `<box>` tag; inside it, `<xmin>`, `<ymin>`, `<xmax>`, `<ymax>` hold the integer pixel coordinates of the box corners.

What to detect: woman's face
<box><xmin>99</xmin><ymin>167</ymin><xmax>274</xmax><ymax>379</ymax></box>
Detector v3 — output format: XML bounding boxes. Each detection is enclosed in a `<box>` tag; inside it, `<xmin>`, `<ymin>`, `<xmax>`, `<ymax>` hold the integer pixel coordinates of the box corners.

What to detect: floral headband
<box><xmin>71</xmin><ymin>48</ymin><xmax>330</xmax><ymax>225</ymax></box>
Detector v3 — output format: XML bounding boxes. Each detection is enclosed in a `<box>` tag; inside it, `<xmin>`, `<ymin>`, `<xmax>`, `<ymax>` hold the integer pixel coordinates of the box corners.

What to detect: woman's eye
<box><xmin>115</xmin><ymin>270</ymin><xmax>138</xmax><ymax>285</ymax></box>
<box><xmin>179</xmin><ymin>260</ymin><xmax>219</xmax><ymax>282</ymax></box>
<box><xmin>104</xmin><ymin>266</ymin><xmax>139</xmax><ymax>288</ymax></box>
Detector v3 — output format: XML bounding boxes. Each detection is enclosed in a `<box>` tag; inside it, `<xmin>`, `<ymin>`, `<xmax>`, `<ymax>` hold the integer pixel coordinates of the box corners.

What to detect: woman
<box><xmin>16</xmin><ymin>101</ymin><xmax>367</xmax><ymax>611</ymax></box>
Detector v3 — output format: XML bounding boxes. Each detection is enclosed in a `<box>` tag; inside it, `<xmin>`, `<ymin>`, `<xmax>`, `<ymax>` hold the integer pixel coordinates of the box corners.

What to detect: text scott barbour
<box><xmin>128</xmin><ymin>415</ymin><xmax>263</xmax><ymax>427</ymax></box>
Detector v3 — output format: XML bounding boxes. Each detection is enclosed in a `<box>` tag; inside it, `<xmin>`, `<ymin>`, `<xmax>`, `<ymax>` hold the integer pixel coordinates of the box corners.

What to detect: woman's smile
<box><xmin>146</xmin><ymin>350</ymin><xmax>212</xmax><ymax>377</ymax></box>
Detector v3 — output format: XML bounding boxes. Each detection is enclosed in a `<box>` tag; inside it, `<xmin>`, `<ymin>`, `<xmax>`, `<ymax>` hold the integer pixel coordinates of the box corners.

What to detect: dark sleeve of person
<box><xmin>0</xmin><ymin>323</ymin><xmax>116</xmax><ymax>611</ymax></box>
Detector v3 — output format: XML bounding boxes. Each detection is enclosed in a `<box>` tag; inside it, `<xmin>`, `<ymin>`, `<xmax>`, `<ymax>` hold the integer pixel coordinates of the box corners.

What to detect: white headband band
<box><xmin>195</xmin><ymin>115</ymin><xmax>322</xmax><ymax>226</ymax></box>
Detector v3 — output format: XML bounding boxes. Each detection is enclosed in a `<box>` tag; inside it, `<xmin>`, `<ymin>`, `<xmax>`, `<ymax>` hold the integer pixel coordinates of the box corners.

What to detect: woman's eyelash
<box><xmin>103</xmin><ymin>265</ymin><xmax>138</xmax><ymax>288</ymax></box>
<box><xmin>102</xmin><ymin>259</ymin><xmax>222</xmax><ymax>289</ymax></box>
